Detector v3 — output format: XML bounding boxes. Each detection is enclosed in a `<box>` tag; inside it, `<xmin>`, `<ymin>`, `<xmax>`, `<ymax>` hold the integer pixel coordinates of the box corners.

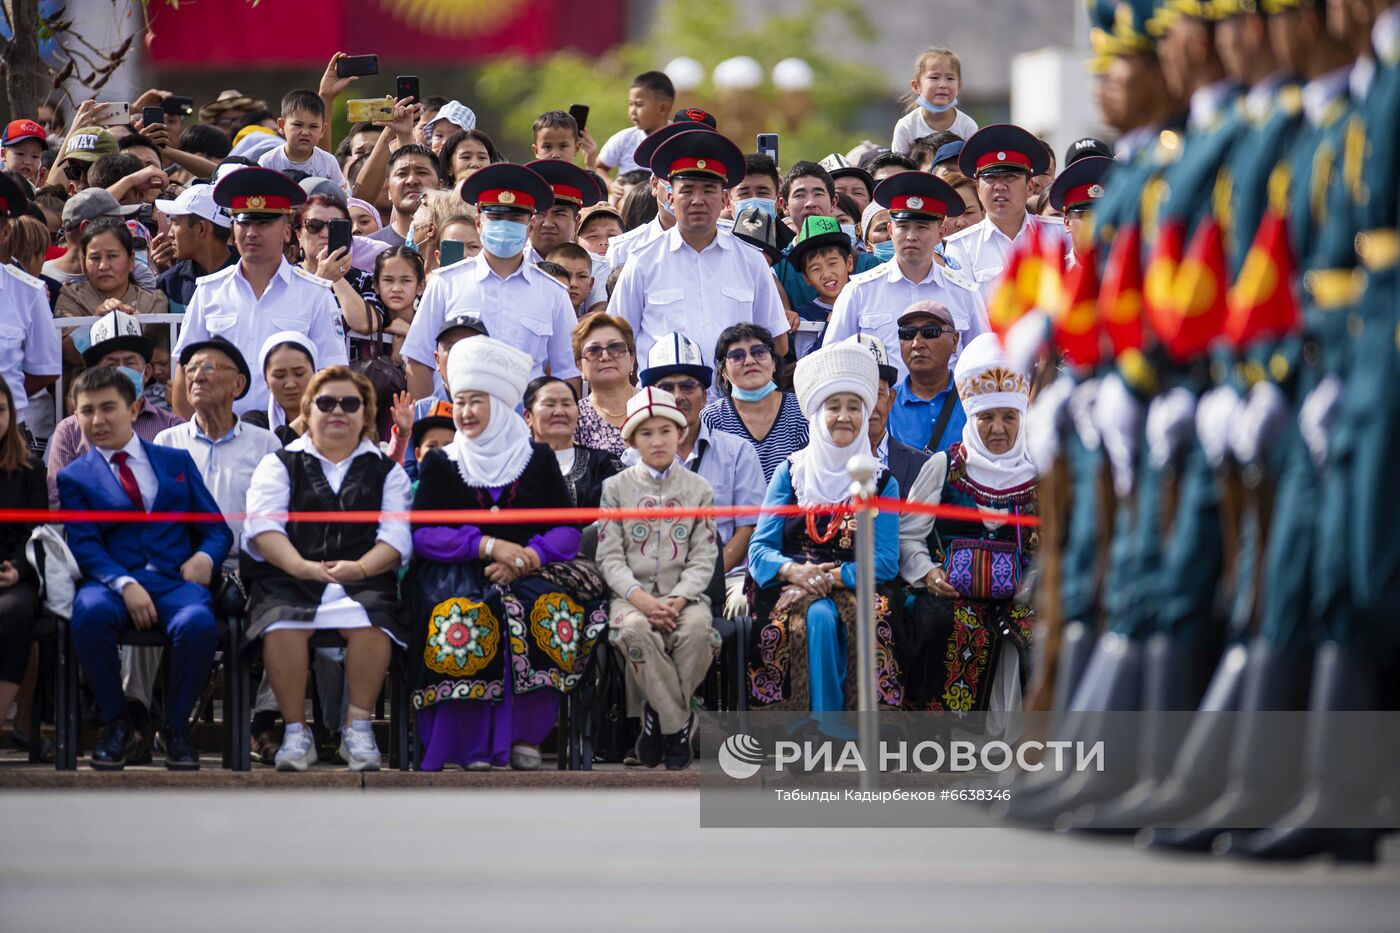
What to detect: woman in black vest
<box><xmin>406</xmin><ymin>337</ymin><xmax>608</xmax><ymax>772</ymax></box>
<box><xmin>243</xmin><ymin>366</ymin><xmax>411</xmax><ymax>773</ymax></box>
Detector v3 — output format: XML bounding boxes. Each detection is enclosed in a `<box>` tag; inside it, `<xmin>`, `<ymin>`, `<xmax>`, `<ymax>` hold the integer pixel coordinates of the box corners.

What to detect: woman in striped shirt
<box><xmin>700</xmin><ymin>323</ymin><xmax>808</xmax><ymax>483</ymax></box>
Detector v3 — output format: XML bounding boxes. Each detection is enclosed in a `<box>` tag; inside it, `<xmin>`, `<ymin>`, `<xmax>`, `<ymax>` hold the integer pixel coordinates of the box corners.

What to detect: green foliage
<box><xmin>475</xmin><ymin>0</ymin><xmax>887</xmax><ymax>162</ymax></box>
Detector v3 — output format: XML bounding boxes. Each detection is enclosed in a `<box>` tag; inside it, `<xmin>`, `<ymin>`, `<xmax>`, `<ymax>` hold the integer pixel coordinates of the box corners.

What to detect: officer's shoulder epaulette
<box><xmin>2</xmin><ymin>263</ymin><xmax>45</xmax><ymax>291</ymax></box>
<box><xmin>291</xmin><ymin>265</ymin><xmax>333</xmax><ymax>288</ymax></box>
<box><xmin>846</xmin><ymin>263</ymin><xmax>892</xmax><ymax>286</ymax></box>
<box><xmin>941</xmin><ymin>265</ymin><xmax>980</xmax><ymax>292</ymax></box>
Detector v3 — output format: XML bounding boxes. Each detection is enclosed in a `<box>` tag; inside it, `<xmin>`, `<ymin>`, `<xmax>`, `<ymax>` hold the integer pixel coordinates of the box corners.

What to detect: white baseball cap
<box><xmin>425</xmin><ymin>100</ymin><xmax>477</xmax><ymax>136</ymax></box>
<box><xmin>155</xmin><ymin>184</ymin><xmax>232</xmax><ymax>229</ymax></box>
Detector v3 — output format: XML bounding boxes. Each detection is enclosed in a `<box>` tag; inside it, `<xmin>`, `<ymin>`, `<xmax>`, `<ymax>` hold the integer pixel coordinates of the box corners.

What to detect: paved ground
<box><xmin>1</xmin><ymin>790</ymin><xmax>1396</xmax><ymax>932</ymax></box>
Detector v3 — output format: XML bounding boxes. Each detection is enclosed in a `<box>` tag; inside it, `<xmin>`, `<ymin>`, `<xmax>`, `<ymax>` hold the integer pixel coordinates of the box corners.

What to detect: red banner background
<box><xmin>145</xmin><ymin>0</ymin><xmax>625</xmax><ymax>67</ymax></box>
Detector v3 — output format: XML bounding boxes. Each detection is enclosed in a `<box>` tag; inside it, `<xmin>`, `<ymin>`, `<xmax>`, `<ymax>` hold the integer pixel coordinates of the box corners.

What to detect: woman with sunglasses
<box><xmin>242</xmin><ymin>366</ymin><xmax>411</xmax><ymax>772</ymax></box>
<box><xmin>701</xmin><ymin>323</ymin><xmax>808</xmax><ymax>483</ymax></box>
<box><xmin>294</xmin><ymin>194</ymin><xmax>379</xmax><ymax>342</ymax></box>
<box><xmin>570</xmin><ymin>312</ymin><xmax>638</xmax><ymax>457</ymax></box>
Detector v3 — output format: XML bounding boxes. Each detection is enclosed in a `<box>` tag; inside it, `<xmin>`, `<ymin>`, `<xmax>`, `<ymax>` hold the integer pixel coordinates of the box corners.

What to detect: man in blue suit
<box><xmin>58</xmin><ymin>366</ymin><xmax>232</xmax><ymax>771</ymax></box>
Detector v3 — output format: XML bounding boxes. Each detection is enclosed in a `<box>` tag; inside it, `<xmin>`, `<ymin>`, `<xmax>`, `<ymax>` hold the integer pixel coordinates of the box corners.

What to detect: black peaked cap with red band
<box><xmin>0</xmin><ymin>171</ymin><xmax>29</xmax><ymax>218</ymax></box>
<box><xmin>633</xmin><ymin>119</ymin><xmax>718</xmax><ymax>176</ymax></box>
<box><xmin>873</xmin><ymin>171</ymin><xmax>964</xmax><ymax>220</ymax></box>
<box><xmin>212</xmin><ymin>166</ymin><xmax>306</xmax><ymax>220</ymax></box>
<box><xmin>648</xmin><ymin>128</ymin><xmax>746</xmax><ymax>188</ymax></box>
<box><xmin>957</xmin><ymin>123</ymin><xmax>1051</xmax><ymax>179</ymax></box>
<box><xmin>1048</xmin><ymin>154</ymin><xmax>1112</xmax><ymax>212</ymax></box>
<box><xmin>525</xmin><ymin>159</ymin><xmax>603</xmax><ymax>209</ymax></box>
<box><xmin>459</xmin><ymin>162</ymin><xmax>554</xmax><ymax>214</ymax></box>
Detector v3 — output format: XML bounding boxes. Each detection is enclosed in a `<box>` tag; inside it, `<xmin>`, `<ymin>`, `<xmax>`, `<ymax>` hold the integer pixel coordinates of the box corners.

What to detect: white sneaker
<box><xmin>510</xmin><ymin>744</ymin><xmax>542</xmax><ymax>771</ymax></box>
<box><xmin>339</xmin><ymin>721</ymin><xmax>381</xmax><ymax>772</ymax></box>
<box><xmin>274</xmin><ymin>724</ymin><xmax>318</xmax><ymax>772</ymax></box>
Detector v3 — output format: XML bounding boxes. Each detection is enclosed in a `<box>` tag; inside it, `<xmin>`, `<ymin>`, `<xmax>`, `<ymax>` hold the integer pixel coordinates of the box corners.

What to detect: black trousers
<box><xmin>0</xmin><ymin>581</ymin><xmax>39</xmax><ymax>684</ymax></box>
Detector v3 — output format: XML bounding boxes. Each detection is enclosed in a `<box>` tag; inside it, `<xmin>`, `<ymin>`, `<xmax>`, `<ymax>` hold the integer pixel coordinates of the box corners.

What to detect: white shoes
<box><xmin>274</xmin><ymin>724</ymin><xmax>318</xmax><ymax>772</ymax></box>
<box><xmin>339</xmin><ymin>720</ymin><xmax>382</xmax><ymax>773</ymax></box>
<box><xmin>510</xmin><ymin>744</ymin><xmax>542</xmax><ymax>771</ymax></box>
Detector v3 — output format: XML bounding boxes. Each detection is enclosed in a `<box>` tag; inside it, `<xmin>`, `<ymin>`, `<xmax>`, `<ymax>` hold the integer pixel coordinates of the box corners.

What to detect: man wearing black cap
<box><xmin>942</xmin><ymin>123</ymin><xmax>1072</xmax><ymax>298</ymax></box>
<box><xmin>822</xmin><ymin>171</ymin><xmax>987</xmax><ymax>380</ymax></box>
<box><xmin>606</xmin><ymin>116</ymin><xmax>720</xmax><ymax>271</ymax></box>
<box><xmin>156</xmin><ymin>336</ymin><xmax>280</xmax><ymax>572</ymax></box>
<box><xmin>1047</xmin><ymin>154</ymin><xmax>1112</xmax><ymax>254</ymax></box>
<box><xmin>610</xmin><ymin>128</ymin><xmax>789</xmax><ymax>372</ymax></box>
<box><xmin>0</xmin><ymin>172</ymin><xmax>60</xmax><ymax>435</ymax></box>
<box><xmin>524</xmin><ymin>159</ymin><xmax>611</xmax><ymax>309</ymax></box>
<box><xmin>173</xmin><ymin>167</ymin><xmax>349</xmax><ymax>418</ymax></box>
<box><xmin>402</xmin><ymin>163</ymin><xmax>580</xmax><ymax>399</ymax></box>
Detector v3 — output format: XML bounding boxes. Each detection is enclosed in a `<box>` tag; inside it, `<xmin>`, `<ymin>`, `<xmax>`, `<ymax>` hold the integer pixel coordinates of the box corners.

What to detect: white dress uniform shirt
<box><xmin>242</xmin><ymin>436</ymin><xmax>413</xmax><ymax>643</ymax></box>
<box><xmin>610</xmin><ymin>225</ymin><xmax>789</xmax><ymax>368</ymax></box>
<box><xmin>402</xmin><ymin>252</ymin><xmax>580</xmax><ymax>396</ymax></box>
<box><xmin>606</xmin><ymin>216</ymin><xmax>667</xmax><ymax>270</ymax></box>
<box><xmin>821</xmin><ymin>256</ymin><xmax>989</xmax><ymax>380</ymax></box>
<box><xmin>941</xmin><ymin>213</ymin><xmax>1072</xmax><ymax>301</ymax></box>
<box><xmin>174</xmin><ymin>258</ymin><xmax>349</xmax><ymax>416</ymax></box>
<box><xmin>155</xmin><ymin>416</ymin><xmax>282</xmax><ymax>568</ymax></box>
<box><xmin>0</xmin><ymin>263</ymin><xmax>61</xmax><ymax>423</ymax></box>
<box><xmin>98</xmin><ymin>434</ymin><xmax>157</xmax><ymax>593</ymax></box>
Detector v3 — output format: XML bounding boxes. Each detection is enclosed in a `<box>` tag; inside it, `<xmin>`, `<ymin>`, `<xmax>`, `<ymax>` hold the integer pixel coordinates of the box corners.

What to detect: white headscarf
<box><xmin>954</xmin><ymin>333</ymin><xmax>1037</xmax><ymax>491</ymax></box>
<box><xmin>790</xmin><ymin>403</ymin><xmax>870</xmax><ymax>506</ymax></box>
<box><xmin>258</xmin><ymin>330</ymin><xmax>317</xmax><ymax>431</ymax></box>
<box><xmin>444</xmin><ymin>395</ymin><xmax>534</xmax><ymax>488</ymax></box>
<box><xmin>788</xmin><ymin>342</ymin><xmax>879</xmax><ymax>506</ymax></box>
<box><xmin>441</xmin><ymin>336</ymin><xmax>535</xmax><ymax>488</ymax></box>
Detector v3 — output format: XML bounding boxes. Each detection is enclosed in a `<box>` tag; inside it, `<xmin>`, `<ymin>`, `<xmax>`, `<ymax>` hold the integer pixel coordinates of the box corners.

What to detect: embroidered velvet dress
<box><xmin>406</xmin><ymin>442</ymin><xmax>609</xmax><ymax>769</ymax></box>
<box><xmin>901</xmin><ymin>442</ymin><xmax>1039</xmax><ymax>715</ymax></box>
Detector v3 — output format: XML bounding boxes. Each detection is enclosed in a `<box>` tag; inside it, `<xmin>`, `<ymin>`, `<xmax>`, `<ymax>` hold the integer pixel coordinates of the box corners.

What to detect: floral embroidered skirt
<box><xmin>746</xmin><ymin>584</ymin><xmax>905</xmax><ymax>711</ymax></box>
<box><xmin>407</xmin><ymin>558</ymin><xmax>609</xmax><ymax>710</ymax></box>
<box><xmin>901</xmin><ymin>591</ymin><xmax>1033</xmax><ymax>716</ymax></box>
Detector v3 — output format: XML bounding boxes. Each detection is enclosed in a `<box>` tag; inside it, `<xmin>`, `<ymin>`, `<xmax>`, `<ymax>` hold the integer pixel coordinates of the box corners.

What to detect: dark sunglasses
<box><xmin>301</xmin><ymin>218</ymin><xmax>341</xmax><ymax>234</ymax></box>
<box><xmin>724</xmin><ymin>345</ymin><xmax>771</xmax><ymax>365</ymax></box>
<box><xmin>314</xmin><ymin>394</ymin><xmax>363</xmax><ymax>413</ymax></box>
<box><xmin>899</xmin><ymin>324</ymin><xmax>954</xmax><ymax>341</ymax></box>
<box><xmin>581</xmin><ymin>340</ymin><xmax>631</xmax><ymax>361</ymax></box>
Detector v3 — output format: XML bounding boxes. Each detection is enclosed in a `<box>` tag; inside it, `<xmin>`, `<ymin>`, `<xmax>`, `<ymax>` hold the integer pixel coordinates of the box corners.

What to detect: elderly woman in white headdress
<box><xmin>898</xmin><ymin>332</ymin><xmax>1040</xmax><ymax>717</ymax></box>
<box><xmin>241</xmin><ymin>331</ymin><xmax>318</xmax><ymax>446</ymax></box>
<box><xmin>406</xmin><ymin>337</ymin><xmax>608</xmax><ymax>771</ymax></box>
<box><xmin>747</xmin><ymin>341</ymin><xmax>905</xmax><ymax>714</ymax></box>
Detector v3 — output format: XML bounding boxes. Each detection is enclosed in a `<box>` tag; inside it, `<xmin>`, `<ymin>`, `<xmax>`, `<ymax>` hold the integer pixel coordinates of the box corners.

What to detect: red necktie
<box><xmin>110</xmin><ymin>451</ymin><xmax>145</xmax><ymax>512</ymax></box>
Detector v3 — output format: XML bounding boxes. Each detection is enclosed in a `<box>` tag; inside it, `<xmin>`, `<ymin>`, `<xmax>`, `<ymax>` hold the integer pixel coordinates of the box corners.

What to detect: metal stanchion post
<box><xmin>848</xmin><ymin>453</ymin><xmax>879</xmax><ymax>792</ymax></box>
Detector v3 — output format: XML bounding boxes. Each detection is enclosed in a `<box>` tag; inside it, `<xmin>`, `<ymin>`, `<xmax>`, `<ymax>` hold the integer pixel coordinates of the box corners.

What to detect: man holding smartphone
<box><xmin>172</xmin><ymin>168</ymin><xmax>348</xmax><ymax>418</ymax></box>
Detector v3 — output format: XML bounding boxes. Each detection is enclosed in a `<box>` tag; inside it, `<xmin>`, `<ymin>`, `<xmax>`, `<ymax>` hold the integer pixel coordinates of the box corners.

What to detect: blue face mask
<box><xmin>659</xmin><ymin>183</ymin><xmax>675</xmax><ymax>217</ymax></box>
<box><xmin>839</xmin><ymin>223</ymin><xmax>857</xmax><ymax>247</ymax></box>
<box><xmin>872</xmin><ymin>239</ymin><xmax>896</xmax><ymax>262</ymax></box>
<box><xmin>404</xmin><ymin>225</ymin><xmax>417</xmax><ymax>251</ymax></box>
<box><xmin>480</xmin><ymin>217</ymin><xmax>528</xmax><ymax>259</ymax></box>
<box><xmin>734</xmin><ymin>197</ymin><xmax>777</xmax><ymax>221</ymax></box>
<box><xmin>116</xmin><ymin>366</ymin><xmax>144</xmax><ymax>397</ymax></box>
<box><xmin>731</xmin><ymin>380</ymin><xmax>778</xmax><ymax>403</ymax></box>
<box><xmin>919</xmin><ymin>95</ymin><xmax>960</xmax><ymax>114</ymax></box>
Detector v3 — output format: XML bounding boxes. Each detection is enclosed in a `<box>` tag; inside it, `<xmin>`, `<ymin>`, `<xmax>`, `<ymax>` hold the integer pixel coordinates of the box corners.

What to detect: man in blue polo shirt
<box><xmin>887</xmin><ymin>300</ymin><xmax>966</xmax><ymax>455</ymax></box>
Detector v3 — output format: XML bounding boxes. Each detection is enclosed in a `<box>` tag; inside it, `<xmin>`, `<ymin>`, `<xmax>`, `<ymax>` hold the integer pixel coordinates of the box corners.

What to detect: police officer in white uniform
<box><xmin>172</xmin><ymin>167</ymin><xmax>348</xmax><ymax>418</ymax></box>
<box><xmin>402</xmin><ymin>163</ymin><xmax>581</xmax><ymax>400</ymax></box>
<box><xmin>941</xmin><ymin>123</ymin><xmax>1071</xmax><ymax>300</ymax></box>
<box><xmin>0</xmin><ymin>173</ymin><xmax>61</xmax><ymax>434</ymax></box>
<box><xmin>822</xmin><ymin>170</ymin><xmax>986</xmax><ymax>380</ymax></box>
<box><xmin>610</xmin><ymin>128</ymin><xmax>789</xmax><ymax>370</ymax></box>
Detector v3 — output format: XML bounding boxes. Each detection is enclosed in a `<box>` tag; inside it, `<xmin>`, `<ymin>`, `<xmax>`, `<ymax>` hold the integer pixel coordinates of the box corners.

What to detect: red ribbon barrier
<box><xmin>0</xmin><ymin>498</ymin><xmax>1040</xmax><ymax>528</ymax></box>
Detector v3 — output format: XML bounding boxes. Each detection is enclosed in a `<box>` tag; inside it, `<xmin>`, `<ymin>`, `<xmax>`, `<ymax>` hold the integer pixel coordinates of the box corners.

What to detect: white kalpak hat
<box><xmin>792</xmin><ymin>341</ymin><xmax>877</xmax><ymax>418</ymax></box>
<box><xmin>446</xmin><ymin>336</ymin><xmax>532</xmax><ymax>408</ymax></box>
<box><xmin>953</xmin><ymin>332</ymin><xmax>1031</xmax><ymax>416</ymax></box>
<box><xmin>621</xmin><ymin>386</ymin><xmax>688</xmax><ymax>442</ymax></box>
